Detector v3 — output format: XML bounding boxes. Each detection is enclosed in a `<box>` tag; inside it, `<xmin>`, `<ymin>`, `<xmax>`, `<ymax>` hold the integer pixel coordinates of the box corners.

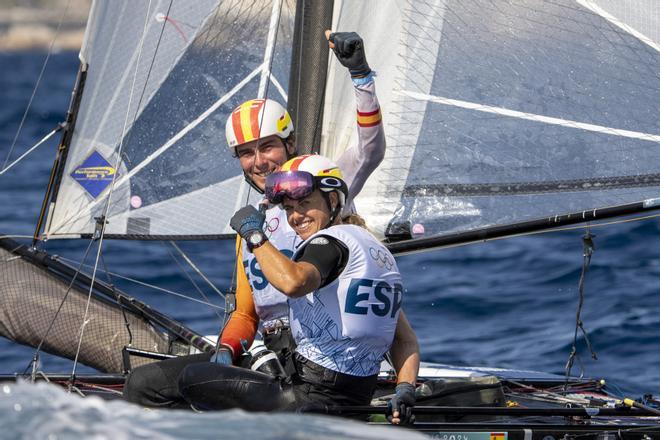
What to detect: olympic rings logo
<box><xmin>369</xmin><ymin>247</ymin><xmax>393</xmax><ymax>270</ymax></box>
<box><xmin>265</xmin><ymin>217</ymin><xmax>280</xmax><ymax>237</ymax></box>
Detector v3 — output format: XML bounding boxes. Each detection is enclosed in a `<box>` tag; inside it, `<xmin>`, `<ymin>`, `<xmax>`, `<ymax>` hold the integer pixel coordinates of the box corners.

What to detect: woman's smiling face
<box><xmin>283</xmin><ymin>190</ymin><xmax>337</xmax><ymax>240</ymax></box>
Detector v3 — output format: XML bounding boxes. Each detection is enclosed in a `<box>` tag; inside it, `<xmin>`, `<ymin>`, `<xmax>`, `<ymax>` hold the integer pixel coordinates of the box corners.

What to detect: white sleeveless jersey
<box><xmin>289</xmin><ymin>225</ymin><xmax>403</xmax><ymax>376</ymax></box>
<box><xmin>241</xmin><ymin>205</ymin><xmax>301</xmax><ymax>323</ymax></box>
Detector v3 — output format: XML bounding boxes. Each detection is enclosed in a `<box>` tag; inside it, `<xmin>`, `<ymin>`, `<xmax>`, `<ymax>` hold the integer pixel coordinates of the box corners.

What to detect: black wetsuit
<box><xmin>123</xmin><ymin>325</ymin><xmax>296</xmax><ymax>408</ymax></box>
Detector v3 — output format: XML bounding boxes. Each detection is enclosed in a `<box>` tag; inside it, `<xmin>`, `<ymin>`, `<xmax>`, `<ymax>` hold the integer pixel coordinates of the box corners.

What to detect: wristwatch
<box><xmin>246</xmin><ymin>230</ymin><xmax>267</xmax><ymax>252</ymax></box>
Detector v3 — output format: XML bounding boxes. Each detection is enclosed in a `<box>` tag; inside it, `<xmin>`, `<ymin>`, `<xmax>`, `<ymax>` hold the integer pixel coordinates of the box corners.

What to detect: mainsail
<box><xmin>43</xmin><ymin>0</ymin><xmax>296</xmax><ymax>239</ymax></box>
<box><xmin>322</xmin><ymin>0</ymin><xmax>660</xmax><ymax>252</ymax></box>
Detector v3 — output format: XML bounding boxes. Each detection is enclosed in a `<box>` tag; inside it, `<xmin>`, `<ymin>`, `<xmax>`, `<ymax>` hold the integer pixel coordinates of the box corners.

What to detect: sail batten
<box><xmin>397</xmin><ymin>91</ymin><xmax>660</xmax><ymax>144</ymax></box>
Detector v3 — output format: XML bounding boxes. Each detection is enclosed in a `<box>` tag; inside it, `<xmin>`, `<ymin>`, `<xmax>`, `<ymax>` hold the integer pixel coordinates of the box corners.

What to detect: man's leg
<box><xmin>123</xmin><ymin>352</ymin><xmax>212</xmax><ymax>408</ymax></box>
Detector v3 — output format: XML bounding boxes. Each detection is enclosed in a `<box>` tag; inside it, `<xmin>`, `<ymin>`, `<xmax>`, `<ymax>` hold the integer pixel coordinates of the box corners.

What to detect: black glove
<box><xmin>387</xmin><ymin>382</ymin><xmax>416</xmax><ymax>425</ymax></box>
<box><xmin>328</xmin><ymin>31</ymin><xmax>371</xmax><ymax>78</ymax></box>
<box><xmin>230</xmin><ymin>205</ymin><xmax>266</xmax><ymax>239</ymax></box>
<box><xmin>210</xmin><ymin>346</ymin><xmax>233</xmax><ymax>365</ymax></box>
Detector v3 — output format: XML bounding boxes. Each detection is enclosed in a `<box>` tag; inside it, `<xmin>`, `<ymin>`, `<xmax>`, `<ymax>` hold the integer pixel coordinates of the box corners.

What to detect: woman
<box><xmin>179</xmin><ymin>155</ymin><xmax>419</xmax><ymax>424</ymax></box>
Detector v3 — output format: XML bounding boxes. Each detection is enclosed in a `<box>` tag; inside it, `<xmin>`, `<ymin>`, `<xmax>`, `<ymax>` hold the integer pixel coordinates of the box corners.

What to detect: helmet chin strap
<box><xmin>321</xmin><ymin>191</ymin><xmax>342</xmax><ymax>230</ymax></box>
<box><xmin>243</xmin><ymin>170</ymin><xmax>265</xmax><ymax>194</ymax></box>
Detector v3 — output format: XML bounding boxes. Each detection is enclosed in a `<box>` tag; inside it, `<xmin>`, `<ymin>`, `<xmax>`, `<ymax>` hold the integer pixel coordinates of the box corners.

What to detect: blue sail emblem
<box><xmin>70</xmin><ymin>150</ymin><xmax>117</xmax><ymax>198</ymax></box>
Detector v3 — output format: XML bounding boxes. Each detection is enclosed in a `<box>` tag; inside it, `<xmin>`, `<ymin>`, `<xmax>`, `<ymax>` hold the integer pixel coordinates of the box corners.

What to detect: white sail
<box><xmin>45</xmin><ymin>0</ymin><xmax>295</xmax><ymax>238</ymax></box>
<box><xmin>322</xmin><ymin>0</ymin><xmax>660</xmax><ymax>243</ymax></box>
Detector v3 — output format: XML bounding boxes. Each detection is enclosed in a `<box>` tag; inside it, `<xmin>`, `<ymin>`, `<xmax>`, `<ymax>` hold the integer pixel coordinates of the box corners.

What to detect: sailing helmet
<box><xmin>225</xmin><ymin>98</ymin><xmax>293</xmax><ymax>149</ymax></box>
<box><xmin>266</xmin><ymin>154</ymin><xmax>348</xmax><ymax>211</ymax></box>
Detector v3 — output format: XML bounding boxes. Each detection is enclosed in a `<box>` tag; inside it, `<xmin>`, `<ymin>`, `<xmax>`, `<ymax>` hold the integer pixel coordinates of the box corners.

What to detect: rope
<box><xmin>165</xmin><ymin>243</ymin><xmax>225</xmax><ymax>321</ymax></box>
<box><xmin>169</xmin><ymin>241</ymin><xmax>225</xmax><ymax>300</ymax></box>
<box><xmin>25</xmin><ymin>237</ymin><xmax>95</xmax><ymax>379</ymax></box>
<box><xmin>564</xmin><ymin>229</ymin><xmax>598</xmax><ymax>390</ymax></box>
<box><xmin>222</xmin><ymin>0</ymin><xmax>285</xmax><ymax>343</ymax></box>
<box><xmin>98</xmin><ymin>251</ymin><xmax>134</xmax><ymax>347</ymax></box>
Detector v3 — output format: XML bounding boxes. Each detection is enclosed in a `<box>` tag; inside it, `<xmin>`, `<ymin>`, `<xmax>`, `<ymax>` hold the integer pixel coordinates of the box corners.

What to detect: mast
<box><xmin>32</xmin><ymin>62</ymin><xmax>87</xmax><ymax>245</ymax></box>
<box><xmin>287</xmin><ymin>0</ymin><xmax>334</xmax><ymax>155</ymax></box>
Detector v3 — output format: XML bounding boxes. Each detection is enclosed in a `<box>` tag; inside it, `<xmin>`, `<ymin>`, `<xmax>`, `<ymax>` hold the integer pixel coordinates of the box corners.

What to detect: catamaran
<box><xmin>2</xmin><ymin>0</ymin><xmax>660</xmax><ymax>436</ymax></box>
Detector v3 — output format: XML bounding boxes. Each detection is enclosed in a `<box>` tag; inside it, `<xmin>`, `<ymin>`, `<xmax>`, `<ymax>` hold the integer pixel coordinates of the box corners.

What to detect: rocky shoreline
<box><xmin>0</xmin><ymin>1</ymin><xmax>90</xmax><ymax>51</ymax></box>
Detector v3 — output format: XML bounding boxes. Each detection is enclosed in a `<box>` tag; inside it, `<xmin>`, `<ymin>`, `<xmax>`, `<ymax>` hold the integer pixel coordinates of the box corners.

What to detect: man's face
<box><xmin>235</xmin><ymin>135</ymin><xmax>294</xmax><ymax>190</ymax></box>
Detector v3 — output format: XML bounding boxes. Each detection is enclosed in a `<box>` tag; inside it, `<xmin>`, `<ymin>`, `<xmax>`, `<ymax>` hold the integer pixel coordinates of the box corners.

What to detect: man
<box><xmin>219</xmin><ymin>30</ymin><xmax>386</xmax><ymax>373</ymax></box>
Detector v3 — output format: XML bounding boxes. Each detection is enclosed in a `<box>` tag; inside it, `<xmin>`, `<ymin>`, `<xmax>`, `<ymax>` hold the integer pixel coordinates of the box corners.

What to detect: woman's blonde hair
<box><xmin>342</xmin><ymin>213</ymin><xmax>368</xmax><ymax>230</ymax></box>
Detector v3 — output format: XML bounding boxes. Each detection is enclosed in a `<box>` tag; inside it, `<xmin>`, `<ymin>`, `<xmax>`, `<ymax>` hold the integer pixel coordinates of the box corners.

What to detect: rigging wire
<box><xmin>225</xmin><ymin>0</ymin><xmax>285</xmax><ymax>336</ymax></box>
<box><xmin>2</xmin><ymin>0</ymin><xmax>72</xmax><ymax>171</ymax></box>
<box><xmin>165</xmin><ymin>243</ymin><xmax>225</xmax><ymax>321</ymax></box>
<box><xmin>0</xmin><ymin>125</ymin><xmax>62</xmax><ymax>176</ymax></box>
<box><xmin>56</xmin><ymin>255</ymin><xmax>225</xmax><ymax>310</ymax></box>
<box><xmin>169</xmin><ymin>241</ymin><xmax>225</xmax><ymax>300</ymax></box>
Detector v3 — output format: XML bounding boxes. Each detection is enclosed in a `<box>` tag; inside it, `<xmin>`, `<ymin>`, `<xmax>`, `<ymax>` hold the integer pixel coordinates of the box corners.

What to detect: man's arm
<box><xmin>326</xmin><ymin>31</ymin><xmax>386</xmax><ymax>211</ymax></box>
<box><xmin>219</xmin><ymin>237</ymin><xmax>259</xmax><ymax>361</ymax></box>
<box><xmin>338</xmin><ymin>77</ymin><xmax>385</xmax><ymax>210</ymax></box>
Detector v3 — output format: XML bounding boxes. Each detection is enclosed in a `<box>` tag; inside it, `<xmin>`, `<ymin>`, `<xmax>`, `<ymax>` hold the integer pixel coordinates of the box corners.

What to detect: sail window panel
<box><xmin>46</xmin><ymin>0</ymin><xmax>296</xmax><ymax>239</ymax></box>
<box><xmin>391</xmin><ymin>187</ymin><xmax>660</xmax><ymax>240</ymax></box>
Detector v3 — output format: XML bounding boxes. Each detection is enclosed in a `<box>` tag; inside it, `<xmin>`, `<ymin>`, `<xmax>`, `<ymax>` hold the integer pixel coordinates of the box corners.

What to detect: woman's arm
<box><xmin>252</xmin><ymin>241</ymin><xmax>321</xmax><ymax>298</ymax></box>
<box><xmin>390</xmin><ymin>310</ymin><xmax>420</xmax><ymax>385</ymax></box>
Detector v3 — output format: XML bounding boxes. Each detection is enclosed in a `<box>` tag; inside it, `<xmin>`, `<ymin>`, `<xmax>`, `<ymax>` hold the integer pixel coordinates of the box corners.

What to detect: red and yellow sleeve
<box><xmin>220</xmin><ymin>236</ymin><xmax>259</xmax><ymax>360</ymax></box>
<box><xmin>357</xmin><ymin>108</ymin><xmax>382</xmax><ymax>127</ymax></box>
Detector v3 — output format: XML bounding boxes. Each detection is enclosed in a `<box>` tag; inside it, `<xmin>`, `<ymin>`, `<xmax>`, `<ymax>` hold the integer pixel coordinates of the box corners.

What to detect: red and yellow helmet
<box><xmin>225</xmin><ymin>99</ymin><xmax>293</xmax><ymax>148</ymax></box>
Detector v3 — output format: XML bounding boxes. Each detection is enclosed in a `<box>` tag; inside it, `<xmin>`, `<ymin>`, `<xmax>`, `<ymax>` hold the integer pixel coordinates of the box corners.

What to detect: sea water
<box><xmin>2</xmin><ymin>51</ymin><xmax>660</xmax><ymax>438</ymax></box>
<box><xmin>0</xmin><ymin>381</ymin><xmax>427</xmax><ymax>439</ymax></box>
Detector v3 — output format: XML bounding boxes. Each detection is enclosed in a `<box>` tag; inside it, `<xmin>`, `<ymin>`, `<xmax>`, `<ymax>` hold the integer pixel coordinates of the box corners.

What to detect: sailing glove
<box><xmin>230</xmin><ymin>205</ymin><xmax>266</xmax><ymax>239</ymax></box>
<box><xmin>387</xmin><ymin>382</ymin><xmax>416</xmax><ymax>425</ymax></box>
<box><xmin>329</xmin><ymin>31</ymin><xmax>371</xmax><ymax>78</ymax></box>
<box><xmin>210</xmin><ymin>346</ymin><xmax>233</xmax><ymax>365</ymax></box>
